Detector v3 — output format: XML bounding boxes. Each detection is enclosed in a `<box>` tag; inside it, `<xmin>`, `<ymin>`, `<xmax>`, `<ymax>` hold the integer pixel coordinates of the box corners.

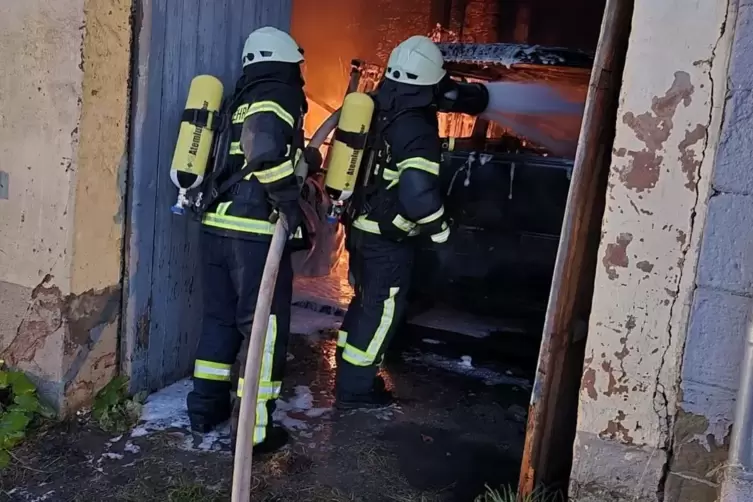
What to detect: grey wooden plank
<box><xmin>227</xmin><ymin>0</ymin><xmax>247</xmax><ymax>84</ymax></box>
<box><xmin>148</xmin><ymin>0</ymin><xmax>184</xmax><ymax>391</ymax></box>
<box><xmin>211</xmin><ymin>0</ymin><xmax>230</xmax><ymax>87</ymax></box>
<box><xmin>123</xmin><ymin>0</ymin><xmax>167</xmax><ymax>393</ymax></box>
<box><xmin>124</xmin><ymin>0</ymin><xmax>295</xmax><ymax>393</ymax></box>
<box><xmin>169</xmin><ymin>0</ymin><xmax>202</xmax><ymax>384</ymax></box>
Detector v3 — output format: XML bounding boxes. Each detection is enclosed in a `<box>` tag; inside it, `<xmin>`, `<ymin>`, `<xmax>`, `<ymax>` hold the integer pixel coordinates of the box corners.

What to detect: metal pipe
<box><xmin>728</xmin><ymin>316</ymin><xmax>753</xmax><ymax>467</ymax></box>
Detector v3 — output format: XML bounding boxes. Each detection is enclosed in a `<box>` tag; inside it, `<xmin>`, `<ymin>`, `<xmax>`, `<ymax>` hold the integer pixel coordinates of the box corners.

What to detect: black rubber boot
<box><xmin>253</xmin><ymin>427</ymin><xmax>289</xmax><ymax>456</ymax></box>
<box><xmin>189</xmin><ymin>412</ymin><xmax>229</xmax><ymax>434</ymax></box>
<box><xmin>230</xmin><ymin>426</ymin><xmax>289</xmax><ymax>457</ymax></box>
<box><xmin>336</xmin><ymin>387</ymin><xmax>395</xmax><ymax>410</ymax></box>
<box><xmin>188</xmin><ymin>398</ymin><xmax>231</xmax><ymax>434</ymax></box>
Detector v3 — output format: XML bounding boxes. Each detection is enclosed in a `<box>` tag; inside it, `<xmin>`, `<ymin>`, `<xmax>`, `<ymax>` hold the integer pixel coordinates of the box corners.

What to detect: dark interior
<box><xmin>290</xmin><ymin>0</ymin><xmax>609</xmax><ymax>497</ymax></box>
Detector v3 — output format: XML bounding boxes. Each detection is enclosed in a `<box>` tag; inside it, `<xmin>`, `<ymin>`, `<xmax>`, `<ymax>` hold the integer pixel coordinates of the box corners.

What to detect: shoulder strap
<box><xmin>197</xmin><ymin>77</ymin><xmax>294</xmax><ymax>211</ymax></box>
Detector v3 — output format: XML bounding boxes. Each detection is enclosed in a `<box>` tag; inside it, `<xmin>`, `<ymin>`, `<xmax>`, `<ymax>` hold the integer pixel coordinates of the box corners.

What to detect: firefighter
<box><xmin>186</xmin><ymin>26</ymin><xmax>317</xmax><ymax>455</ymax></box>
<box><xmin>335</xmin><ymin>36</ymin><xmax>452</xmax><ymax>408</ymax></box>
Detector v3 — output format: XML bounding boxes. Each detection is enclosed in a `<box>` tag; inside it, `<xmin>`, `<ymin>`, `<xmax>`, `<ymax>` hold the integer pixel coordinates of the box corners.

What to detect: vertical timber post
<box><xmin>517</xmin><ymin>0</ymin><xmax>634</xmax><ymax>495</ymax></box>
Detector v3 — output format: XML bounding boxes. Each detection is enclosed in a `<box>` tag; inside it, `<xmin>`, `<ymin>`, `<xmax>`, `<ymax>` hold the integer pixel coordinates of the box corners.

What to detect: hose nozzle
<box><xmin>437</xmin><ymin>81</ymin><xmax>489</xmax><ymax>116</ymax></box>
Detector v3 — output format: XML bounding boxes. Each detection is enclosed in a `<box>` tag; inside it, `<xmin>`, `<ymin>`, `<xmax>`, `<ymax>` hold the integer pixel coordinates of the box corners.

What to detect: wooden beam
<box><xmin>517</xmin><ymin>0</ymin><xmax>634</xmax><ymax>495</ymax></box>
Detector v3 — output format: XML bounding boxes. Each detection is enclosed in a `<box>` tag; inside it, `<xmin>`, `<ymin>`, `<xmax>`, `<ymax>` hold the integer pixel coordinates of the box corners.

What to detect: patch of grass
<box><xmin>0</xmin><ymin>363</ymin><xmax>54</xmax><ymax>468</ymax></box>
<box><xmin>115</xmin><ymin>476</ymin><xmax>228</xmax><ymax>502</ymax></box>
<box><xmin>92</xmin><ymin>376</ymin><xmax>146</xmax><ymax>434</ymax></box>
<box><xmin>475</xmin><ymin>485</ymin><xmax>564</xmax><ymax>502</ymax></box>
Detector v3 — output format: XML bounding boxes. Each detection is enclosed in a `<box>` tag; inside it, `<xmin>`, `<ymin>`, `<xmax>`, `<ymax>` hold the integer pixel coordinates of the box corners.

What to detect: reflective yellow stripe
<box><xmin>203</xmin><ymin>213</ymin><xmax>275</xmax><ymax>234</ymax></box>
<box><xmin>396</xmin><ymin>157</ymin><xmax>440</xmax><ymax>176</ymax></box>
<box><xmin>246</xmin><ymin>160</ymin><xmax>295</xmax><ymax>184</ymax></box>
<box><xmin>392</xmin><ymin>214</ymin><xmax>417</xmax><ymax>233</ymax></box>
<box><xmin>193</xmin><ymin>359</ymin><xmax>232</xmax><ymax>382</ymax></box>
<box><xmin>237</xmin><ymin>379</ymin><xmax>282</xmax><ymax>399</ymax></box>
<box><xmin>216</xmin><ymin>201</ymin><xmax>231</xmax><ymax>216</ymax></box>
<box><xmin>342</xmin><ymin>287</ymin><xmax>399</xmax><ymax>367</ymax></box>
<box><xmin>353</xmin><ymin>216</ymin><xmax>418</xmax><ymax>237</ymax></box>
<box><xmin>229</xmin><ymin>141</ymin><xmax>243</xmax><ymax>155</ymax></box>
<box><xmin>417</xmin><ymin>206</ymin><xmax>444</xmax><ymax>225</ymax></box>
<box><xmin>260</xmin><ymin>315</ymin><xmax>277</xmax><ymax>385</ymax></box>
<box><xmin>448</xmin><ymin>137</ymin><xmax>456</xmax><ymax>151</ymax></box>
<box><xmin>431</xmin><ymin>222</ymin><xmax>450</xmax><ymax>243</ymax></box>
<box><xmin>337</xmin><ymin>330</ymin><xmax>348</xmax><ymax>348</ymax></box>
<box><xmin>236</xmin><ymin>314</ymin><xmax>279</xmax><ymax>446</ymax></box>
<box><xmin>382</xmin><ymin>168</ymin><xmax>399</xmax><ymax>181</ymax></box>
<box><xmin>353</xmin><ymin>216</ymin><xmax>382</xmax><ymax>235</ymax></box>
<box><xmin>203</xmin><ymin>212</ymin><xmax>303</xmax><ymax>238</ymax></box>
<box><xmin>231</xmin><ymin>101</ymin><xmax>295</xmax><ymax>128</ymax></box>
<box><xmin>253</xmin><ymin>400</ymin><xmax>268</xmax><ymax>444</ymax></box>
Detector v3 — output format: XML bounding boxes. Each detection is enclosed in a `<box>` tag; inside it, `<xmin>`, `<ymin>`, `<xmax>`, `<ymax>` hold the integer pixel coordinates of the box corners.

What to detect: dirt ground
<box><xmin>1</xmin><ymin>273</ymin><xmax>540</xmax><ymax>502</ymax></box>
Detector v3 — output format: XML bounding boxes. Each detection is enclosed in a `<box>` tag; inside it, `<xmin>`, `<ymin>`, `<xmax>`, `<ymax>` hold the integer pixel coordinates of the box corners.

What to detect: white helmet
<box><xmin>385</xmin><ymin>35</ymin><xmax>446</xmax><ymax>86</ymax></box>
<box><xmin>242</xmin><ymin>26</ymin><xmax>303</xmax><ymax>67</ymax></box>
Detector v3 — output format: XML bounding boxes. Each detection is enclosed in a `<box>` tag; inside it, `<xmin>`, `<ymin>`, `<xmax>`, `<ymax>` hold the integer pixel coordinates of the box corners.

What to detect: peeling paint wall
<box><xmin>569</xmin><ymin>0</ymin><xmax>735</xmax><ymax>500</ymax></box>
<box><xmin>0</xmin><ymin>0</ymin><xmax>131</xmax><ymax>413</ymax></box>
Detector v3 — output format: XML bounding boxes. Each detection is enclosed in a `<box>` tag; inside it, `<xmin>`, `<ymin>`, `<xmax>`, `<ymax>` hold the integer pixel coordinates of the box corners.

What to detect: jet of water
<box><xmin>479</xmin><ymin>81</ymin><xmax>586</xmax><ymax>158</ymax></box>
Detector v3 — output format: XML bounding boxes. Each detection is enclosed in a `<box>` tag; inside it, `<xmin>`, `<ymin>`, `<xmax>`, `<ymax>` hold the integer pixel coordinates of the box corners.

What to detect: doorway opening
<box><xmin>279</xmin><ymin>0</ymin><xmax>631</xmax><ymax>499</ymax></box>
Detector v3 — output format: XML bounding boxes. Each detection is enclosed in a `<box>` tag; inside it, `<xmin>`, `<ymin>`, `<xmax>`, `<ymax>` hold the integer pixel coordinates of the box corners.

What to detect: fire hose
<box><xmin>231</xmin><ymin>109</ymin><xmax>341</xmax><ymax>502</ymax></box>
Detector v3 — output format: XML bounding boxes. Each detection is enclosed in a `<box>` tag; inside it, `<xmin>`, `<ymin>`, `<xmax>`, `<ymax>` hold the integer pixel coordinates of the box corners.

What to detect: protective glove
<box><xmin>268</xmin><ymin>183</ymin><xmax>303</xmax><ymax>238</ymax></box>
<box><xmin>275</xmin><ymin>200</ymin><xmax>303</xmax><ymax>238</ymax></box>
<box><xmin>303</xmin><ymin>146</ymin><xmax>323</xmax><ymax>176</ymax></box>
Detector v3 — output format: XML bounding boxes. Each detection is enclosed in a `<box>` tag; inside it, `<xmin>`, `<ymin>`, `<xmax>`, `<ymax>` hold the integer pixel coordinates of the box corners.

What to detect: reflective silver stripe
<box><xmin>417</xmin><ymin>206</ymin><xmax>444</xmax><ymax>225</ymax></box>
<box><xmin>396</xmin><ymin>157</ymin><xmax>440</xmax><ymax>176</ymax></box>
<box><xmin>392</xmin><ymin>214</ymin><xmax>417</xmax><ymax>233</ymax></box>
<box><xmin>193</xmin><ymin>360</ymin><xmax>232</xmax><ymax>382</ymax></box>
<box><xmin>430</xmin><ymin>222</ymin><xmax>450</xmax><ymax>243</ymax></box>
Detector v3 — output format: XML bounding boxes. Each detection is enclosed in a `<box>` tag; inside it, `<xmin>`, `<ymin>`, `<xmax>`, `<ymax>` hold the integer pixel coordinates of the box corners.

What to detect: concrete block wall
<box><xmin>689</xmin><ymin>3</ymin><xmax>753</xmax><ymax>501</ymax></box>
<box><xmin>0</xmin><ymin>0</ymin><xmax>132</xmax><ymax>413</ymax></box>
<box><xmin>569</xmin><ymin>0</ymin><xmax>736</xmax><ymax>500</ymax></box>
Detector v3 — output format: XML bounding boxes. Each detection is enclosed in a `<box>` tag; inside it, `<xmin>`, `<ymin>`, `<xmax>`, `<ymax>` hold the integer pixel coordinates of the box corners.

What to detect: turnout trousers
<box><xmin>335</xmin><ymin>228</ymin><xmax>414</xmax><ymax>398</ymax></box>
<box><xmin>187</xmin><ymin>231</ymin><xmax>293</xmax><ymax>445</ymax></box>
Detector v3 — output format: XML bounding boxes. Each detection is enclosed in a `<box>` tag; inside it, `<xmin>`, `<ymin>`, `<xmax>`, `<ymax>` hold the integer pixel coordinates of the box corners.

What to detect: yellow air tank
<box><xmin>324</xmin><ymin>92</ymin><xmax>375</xmax><ymax>204</ymax></box>
<box><xmin>170</xmin><ymin>75</ymin><xmax>224</xmax><ymax>214</ymax></box>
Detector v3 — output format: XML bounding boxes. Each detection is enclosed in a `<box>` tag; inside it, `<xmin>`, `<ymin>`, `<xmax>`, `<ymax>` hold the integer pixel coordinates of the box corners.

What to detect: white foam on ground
<box><xmin>290</xmin><ymin>306</ymin><xmax>342</xmax><ymax>335</ymax></box>
<box><xmin>7</xmin><ymin>489</ymin><xmax>56</xmax><ymax>502</ymax></box>
<box><xmin>273</xmin><ymin>385</ymin><xmax>332</xmax><ymax>430</ymax></box>
<box><xmin>131</xmin><ymin>379</ymin><xmax>330</xmax><ymax>449</ymax></box>
<box><xmin>124</xmin><ymin>441</ymin><xmax>141</xmax><ymax>454</ymax></box>
<box><xmin>404</xmin><ymin>351</ymin><xmax>532</xmax><ymax>389</ymax></box>
<box><xmin>422</xmin><ymin>338</ymin><xmax>444</xmax><ymax>345</ymax></box>
<box><xmin>129</xmin><ymin>378</ymin><xmax>228</xmax><ymax>452</ymax></box>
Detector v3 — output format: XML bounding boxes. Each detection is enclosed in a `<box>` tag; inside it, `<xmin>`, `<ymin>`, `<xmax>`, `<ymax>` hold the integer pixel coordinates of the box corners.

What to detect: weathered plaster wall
<box><xmin>0</xmin><ymin>0</ymin><xmax>131</xmax><ymax>413</ymax></box>
<box><xmin>569</xmin><ymin>0</ymin><xmax>735</xmax><ymax>500</ymax></box>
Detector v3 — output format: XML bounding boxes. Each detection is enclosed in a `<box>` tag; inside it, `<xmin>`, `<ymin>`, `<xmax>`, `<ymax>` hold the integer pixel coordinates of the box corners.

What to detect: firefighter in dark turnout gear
<box><xmin>335</xmin><ymin>36</ymin><xmax>451</xmax><ymax>408</ymax></box>
<box><xmin>187</xmin><ymin>26</ymin><xmax>315</xmax><ymax>454</ymax></box>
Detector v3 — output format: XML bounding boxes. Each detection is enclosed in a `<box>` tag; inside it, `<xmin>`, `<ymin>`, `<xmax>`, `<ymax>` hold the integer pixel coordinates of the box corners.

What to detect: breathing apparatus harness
<box><xmin>340</xmin><ymin>103</ymin><xmax>412</xmax><ymax>232</ymax></box>
<box><xmin>190</xmin><ymin>77</ymin><xmax>306</xmax><ymax>221</ymax></box>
